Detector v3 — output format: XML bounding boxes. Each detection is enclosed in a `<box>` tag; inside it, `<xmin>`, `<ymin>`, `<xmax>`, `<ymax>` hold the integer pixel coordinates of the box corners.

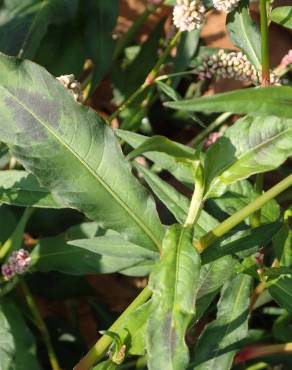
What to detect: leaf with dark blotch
<box><xmin>147</xmin><ymin>225</ymin><xmax>201</xmax><ymax>370</ymax></box>
<box><xmin>0</xmin><ymin>170</ymin><xmax>62</xmax><ymax>208</ymax></box>
<box><xmin>0</xmin><ymin>53</ymin><xmax>164</xmax><ymax>252</ymax></box>
<box><xmin>226</xmin><ymin>0</ymin><xmax>261</xmax><ymax>68</ymax></box>
<box><xmin>190</xmin><ymin>274</ymin><xmax>252</xmax><ymax>370</ymax></box>
<box><xmin>204</xmin><ymin>115</ymin><xmax>292</xmax><ymax>199</ymax></box>
<box><xmin>164</xmin><ymin>86</ymin><xmax>292</xmax><ymax>118</ymax></box>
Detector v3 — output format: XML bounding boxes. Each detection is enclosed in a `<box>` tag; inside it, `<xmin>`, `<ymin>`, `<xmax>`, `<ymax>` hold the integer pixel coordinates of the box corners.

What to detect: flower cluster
<box><xmin>280</xmin><ymin>49</ymin><xmax>292</xmax><ymax>68</ymax></box>
<box><xmin>173</xmin><ymin>0</ymin><xmax>206</xmax><ymax>32</ymax></box>
<box><xmin>57</xmin><ymin>74</ymin><xmax>83</xmax><ymax>102</ymax></box>
<box><xmin>196</xmin><ymin>49</ymin><xmax>279</xmax><ymax>85</ymax></box>
<box><xmin>212</xmin><ymin>0</ymin><xmax>241</xmax><ymax>13</ymax></box>
<box><xmin>1</xmin><ymin>249</ymin><xmax>31</xmax><ymax>280</ymax></box>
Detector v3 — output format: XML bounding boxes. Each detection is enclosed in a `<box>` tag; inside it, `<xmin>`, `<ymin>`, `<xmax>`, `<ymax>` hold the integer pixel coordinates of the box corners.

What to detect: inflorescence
<box><xmin>57</xmin><ymin>74</ymin><xmax>84</xmax><ymax>102</ymax></box>
<box><xmin>196</xmin><ymin>49</ymin><xmax>280</xmax><ymax>85</ymax></box>
<box><xmin>173</xmin><ymin>0</ymin><xmax>206</xmax><ymax>32</ymax></box>
<box><xmin>1</xmin><ymin>249</ymin><xmax>31</xmax><ymax>280</ymax></box>
<box><xmin>212</xmin><ymin>0</ymin><xmax>241</xmax><ymax>13</ymax></box>
<box><xmin>281</xmin><ymin>49</ymin><xmax>292</xmax><ymax>68</ymax></box>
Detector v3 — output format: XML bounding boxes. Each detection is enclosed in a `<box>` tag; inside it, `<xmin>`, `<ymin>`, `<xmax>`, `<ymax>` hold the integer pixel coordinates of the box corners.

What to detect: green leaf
<box><xmin>127</xmin><ymin>135</ymin><xmax>197</xmax><ymax>162</ymax></box>
<box><xmin>226</xmin><ymin>0</ymin><xmax>261</xmax><ymax>68</ymax></box>
<box><xmin>0</xmin><ymin>170</ymin><xmax>62</xmax><ymax>208</ymax></box>
<box><xmin>68</xmin><ymin>236</ymin><xmax>158</xmax><ymax>261</ymax></box>
<box><xmin>147</xmin><ymin>225</ymin><xmax>201</xmax><ymax>370</ymax></box>
<box><xmin>201</xmin><ymin>221</ymin><xmax>282</xmax><ymax>264</ymax></box>
<box><xmin>0</xmin><ymin>0</ymin><xmax>78</xmax><ymax>59</ymax></box>
<box><xmin>84</xmin><ymin>0</ymin><xmax>118</xmax><ymax>93</ymax></box>
<box><xmin>273</xmin><ymin>312</ymin><xmax>292</xmax><ymax>342</ymax></box>
<box><xmin>0</xmin><ymin>205</ymin><xmax>17</xmax><ymax>244</ymax></box>
<box><xmin>273</xmin><ymin>209</ymin><xmax>292</xmax><ymax>266</ymax></box>
<box><xmin>0</xmin><ymin>299</ymin><xmax>41</xmax><ymax>370</ymax></box>
<box><xmin>271</xmin><ymin>6</ymin><xmax>292</xmax><ymax>29</ymax></box>
<box><xmin>190</xmin><ymin>274</ymin><xmax>252</xmax><ymax>370</ymax></box>
<box><xmin>116</xmin><ymin>129</ymin><xmax>194</xmax><ymax>185</ymax></box>
<box><xmin>134</xmin><ymin>163</ymin><xmax>190</xmax><ymax>223</ymax></box>
<box><xmin>164</xmin><ymin>86</ymin><xmax>292</xmax><ymax>118</ymax></box>
<box><xmin>31</xmin><ymin>226</ymin><xmax>153</xmax><ymax>276</ymax></box>
<box><xmin>0</xmin><ymin>53</ymin><xmax>164</xmax><ymax>252</ymax></box>
<box><xmin>210</xmin><ymin>180</ymin><xmax>280</xmax><ymax>224</ymax></box>
<box><xmin>268</xmin><ymin>277</ymin><xmax>292</xmax><ymax>314</ymax></box>
<box><xmin>196</xmin><ymin>256</ymin><xmax>236</xmax><ymax>321</ymax></box>
<box><xmin>204</xmin><ymin>115</ymin><xmax>292</xmax><ymax>198</ymax></box>
<box><xmin>93</xmin><ymin>360</ymin><xmax>118</xmax><ymax>370</ymax></box>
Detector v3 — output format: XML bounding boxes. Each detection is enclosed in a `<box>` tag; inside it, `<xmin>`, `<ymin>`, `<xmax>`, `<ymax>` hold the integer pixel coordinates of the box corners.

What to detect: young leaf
<box><xmin>0</xmin><ymin>53</ymin><xmax>164</xmax><ymax>252</ymax></box>
<box><xmin>147</xmin><ymin>225</ymin><xmax>201</xmax><ymax>370</ymax></box>
<box><xmin>226</xmin><ymin>0</ymin><xmax>261</xmax><ymax>68</ymax></box>
<box><xmin>271</xmin><ymin>6</ymin><xmax>292</xmax><ymax>29</ymax></box>
<box><xmin>0</xmin><ymin>170</ymin><xmax>62</xmax><ymax>208</ymax></box>
<box><xmin>204</xmin><ymin>115</ymin><xmax>292</xmax><ymax>199</ymax></box>
<box><xmin>190</xmin><ymin>274</ymin><xmax>252</xmax><ymax>370</ymax></box>
<box><xmin>127</xmin><ymin>135</ymin><xmax>197</xmax><ymax>162</ymax></box>
<box><xmin>164</xmin><ymin>86</ymin><xmax>292</xmax><ymax>118</ymax></box>
<box><xmin>116</xmin><ymin>129</ymin><xmax>194</xmax><ymax>185</ymax></box>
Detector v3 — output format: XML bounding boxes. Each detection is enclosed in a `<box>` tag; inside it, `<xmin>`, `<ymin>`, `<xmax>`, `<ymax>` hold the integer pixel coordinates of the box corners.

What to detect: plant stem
<box><xmin>184</xmin><ymin>165</ymin><xmax>204</xmax><ymax>226</ymax></box>
<box><xmin>260</xmin><ymin>0</ymin><xmax>270</xmax><ymax>85</ymax></box>
<box><xmin>235</xmin><ymin>343</ymin><xmax>292</xmax><ymax>363</ymax></box>
<box><xmin>190</xmin><ymin>112</ymin><xmax>232</xmax><ymax>147</ymax></box>
<box><xmin>196</xmin><ymin>175</ymin><xmax>292</xmax><ymax>252</ymax></box>
<box><xmin>109</xmin><ymin>31</ymin><xmax>181</xmax><ymax>123</ymax></box>
<box><xmin>73</xmin><ymin>287</ymin><xmax>152</xmax><ymax>370</ymax></box>
<box><xmin>251</xmin><ymin>173</ymin><xmax>264</xmax><ymax>228</ymax></box>
<box><xmin>0</xmin><ymin>208</ymin><xmax>34</xmax><ymax>260</ymax></box>
<box><xmin>20</xmin><ymin>281</ymin><xmax>61</xmax><ymax>370</ymax></box>
<box><xmin>74</xmin><ymin>175</ymin><xmax>292</xmax><ymax>369</ymax></box>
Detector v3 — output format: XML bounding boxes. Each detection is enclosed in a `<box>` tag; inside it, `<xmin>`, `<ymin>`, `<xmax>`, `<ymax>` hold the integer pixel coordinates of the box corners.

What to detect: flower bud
<box><xmin>173</xmin><ymin>0</ymin><xmax>206</xmax><ymax>32</ymax></box>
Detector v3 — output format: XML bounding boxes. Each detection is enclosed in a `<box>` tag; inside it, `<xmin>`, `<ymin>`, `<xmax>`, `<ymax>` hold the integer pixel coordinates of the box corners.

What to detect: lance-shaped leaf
<box><xmin>116</xmin><ymin>129</ymin><xmax>194</xmax><ymax>185</ymax></box>
<box><xmin>0</xmin><ymin>53</ymin><xmax>164</xmax><ymax>251</ymax></box>
<box><xmin>0</xmin><ymin>170</ymin><xmax>62</xmax><ymax>208</ymax></box>
<box><xmin>147</xmin><ymin>225</ymin><xmax>201</xmax><ymax>370</ymax></box>
<box><xmin>268</xmin><ymin>277</ymin><xmax>292</xmax><ymax>314</ymax></box>
<box><xmin>190</xmin><ymin>274</ymin><xmax>252</xmax><ymax>370</ymax></box>
<box><xmin>204</xmin><ymin>115</ymin><xmax>292</xmax><ymax>198</ymax></box>
<box><xmin>164</xmin><ymin>86</ymin><xmax>292</xmax><ymax>118</ymax></box>
<box><xmin>226</xmin><ymin>0</ymin><xmax>261</xmax><ymax>68</ymax></box>
<box><xmin>271</xmin><ymin>6</ymin><xmax>292</xmax><ymax>29</ymax></box>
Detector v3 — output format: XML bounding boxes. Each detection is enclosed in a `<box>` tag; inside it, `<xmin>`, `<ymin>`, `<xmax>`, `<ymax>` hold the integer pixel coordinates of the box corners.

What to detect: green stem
<box><xmin>190</xmin><ymin>112</ymin><xmax>232</xmax><ymax>147</ymax></box>
<box><xmin>184</xmin><ymin>165</ymin><xmax>204</xmax><ymax>226</ymax></box>
<box><xmin>251</xmin><ymin>173</ymin><xmax>264</xmax><ymax>228</ymax></box>
<box><xmin>74</xmin><ymin>175</ymin><xmax>292</xmax><ymax>369</ymax></box>
<box><xmin>73</xmin><ymin>287</ymin><xmax>152</xmax><ymax>370</ymax></box>
<box><xmin>109</xmin><ymin>31</ymin><xmax>181</xmax><ymax>123</ymax></box>
<box><xmin>260</xmin><ymin>0</ymin><xmax>270</xmax><ymax>85</ymax></box>
<box><xmin>21</xmin><ymin>281</ymin><xmax>61</xmax><ymax>370</ymax></box>
<box><xmin>196</xmin><ymin>174</ymin><xmax>292</xmax><ymax>252</ymax></box>
<box><xmin>0</xmin><ymin>208</ymin><xmax>34</xmax><ymax>260</ymax></box>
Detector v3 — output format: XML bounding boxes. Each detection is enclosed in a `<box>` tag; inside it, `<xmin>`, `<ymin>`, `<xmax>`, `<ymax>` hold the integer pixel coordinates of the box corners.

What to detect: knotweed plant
<box><xmin>0</xmin><ymin>1</ymin><xmax>291</xmax><ymax>370</ymax></box>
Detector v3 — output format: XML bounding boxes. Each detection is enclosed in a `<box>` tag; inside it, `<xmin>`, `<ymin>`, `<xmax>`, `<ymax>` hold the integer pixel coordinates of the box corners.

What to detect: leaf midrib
<box><xmin>3</xmin><ymin>86</ymin><xmax>161</xmax><ymax>251</ymax></box>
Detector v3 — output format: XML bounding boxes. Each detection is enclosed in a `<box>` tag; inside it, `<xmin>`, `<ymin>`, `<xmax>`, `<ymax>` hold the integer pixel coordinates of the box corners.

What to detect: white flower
<box><xmin>1</xmin><ymin>249</ymin><xmax>31</xmax><ymax>280</ymax></box>
<box><xmin>212</xmin><ymin>0</ymin><xmax>241</xmax><ymax>13</ymax></box>
<box><xmin>173</xmin><ymin>0</ymin><xmax>206</xmax><ymax>32</ymax></box>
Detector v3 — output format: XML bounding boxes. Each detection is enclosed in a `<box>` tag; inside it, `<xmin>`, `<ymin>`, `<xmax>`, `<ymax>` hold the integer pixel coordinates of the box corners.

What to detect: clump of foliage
<box><xmin>0</xmin><ymin>0</ymin><xmax>291</xmax><ymax>370</ymax></box>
